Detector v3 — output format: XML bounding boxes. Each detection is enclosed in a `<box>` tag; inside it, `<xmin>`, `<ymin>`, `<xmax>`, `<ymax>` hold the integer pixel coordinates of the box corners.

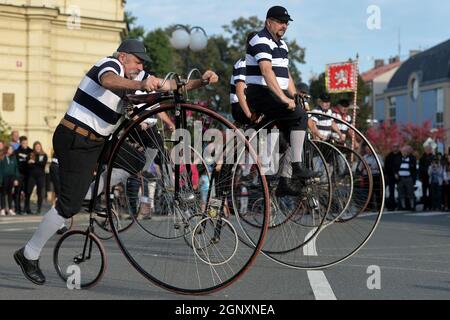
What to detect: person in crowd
<box><xmin>429</xmin><ymin>156</ymin><xmax>444</xmax><ymax>211</ymax></box>
<box><xmin>362</xmin><ymin>143</ymin><xmax>384</xmax><ymax>211</ymax></box>
<box><xmin>25</xmin><ymin>142</ymin><xmax>48</xmax><ymax>215</ymax></box>
<box><xmin>14</xmin><ymin>136</ymin><xmax>33</xmax><ymax>214</ymax></box>
<box><xmin>395</xmin><ymin>145</ymin><xmax>417</xmax><ymax>211</ymax></box>
<box><xmin>10</xmin><ymin>131</ymin><xmax>20</xmax><ymax>151</ymax></box>
<box><xmin>419</xmin><ymin>145</ymin><xmax>434</xmax><ymax>211</ymax></box>
<box><xmin>0</xmin><ymin>144</ymin><xmax>20</xmax><ymax>216</ymax></box>
<box><xmin>443</xmin><ymin>154</ymin><xmax>450</xmax><ymax>211</ymax></box>
<box><xmin>198</xmin><ymin>165</ymin><xmax>210</xmax><ymax>213</ymax></box>
<box><xmin>384</xmin><ymin>143</ymin><xmax>402</xmax><ymax>211</ymax></box>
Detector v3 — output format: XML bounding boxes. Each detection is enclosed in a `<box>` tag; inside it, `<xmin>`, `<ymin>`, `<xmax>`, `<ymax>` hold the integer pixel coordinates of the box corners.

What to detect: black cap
<box><xmin>320</xmin><ymin>93</ymin><xmax>331</xmax><ymax>102</ymax></box>
<box><xmin>266</xmin><ymin>6</ymin><xmax>293</xmax><ymax>22</ymax></box>
<box><xmin>298</xmin><ymin>82</ymin><xmax>309</xmax><ymax>94</ymax></box>
<box><xmin>117</xmin><ymin>39</ymin><xmax>151</xmax><ymax>62</ymax></box>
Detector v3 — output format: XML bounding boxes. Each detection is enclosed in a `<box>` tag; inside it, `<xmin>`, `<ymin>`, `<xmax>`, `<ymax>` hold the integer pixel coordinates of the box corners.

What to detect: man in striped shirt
<box><xmin>230</xmin><ymin>57</ymin><xmax>253</xmax><ymax>125</ymax></box>
<box><xmin>245</xmin><ymin>6</ymin><xmax>320</xmax><ymax>197</ymax></box>
<box><xmin>395</xmin><ymin>145</ymin><xmax>417</xmax><ymax>211</ymax></box>
<box><xmin>309</xmin><ymin>93</ymin><xmax>345</xmax><ymax>142</ymax></box>
<box><xmin>14</xmin><ymin>39</ymin><xmax>218</xmax><ymax>285</ymax></box>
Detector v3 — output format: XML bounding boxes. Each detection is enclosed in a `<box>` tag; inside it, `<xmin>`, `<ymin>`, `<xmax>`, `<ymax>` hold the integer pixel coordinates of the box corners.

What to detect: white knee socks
<box><xmin>24</xmin><ymin>207</ymin><xmax>66</xmax><ymax>260</ymax></box>
<box><xmin>290</xmin><ymin>130</ymin><xmax>306</xmax><ymax>163</ymax></box>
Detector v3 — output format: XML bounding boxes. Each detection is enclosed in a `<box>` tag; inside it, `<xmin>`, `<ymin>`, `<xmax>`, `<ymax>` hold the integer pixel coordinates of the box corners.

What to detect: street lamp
<box><xmin>170</xmin><ymin>25</ymin><xmax>208</xmax><ymax>52</ymax></box>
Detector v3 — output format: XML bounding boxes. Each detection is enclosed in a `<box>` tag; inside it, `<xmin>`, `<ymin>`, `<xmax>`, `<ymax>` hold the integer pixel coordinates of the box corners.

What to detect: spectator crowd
<box><xmin>384</xmin><ymin>143</ymin><xmax>450</xmax><ymax>212</ymax></box>
<box><xmin>0</xmin><ymin>130</ymin><xmax>52</xmax><ymax>216</ymax></box>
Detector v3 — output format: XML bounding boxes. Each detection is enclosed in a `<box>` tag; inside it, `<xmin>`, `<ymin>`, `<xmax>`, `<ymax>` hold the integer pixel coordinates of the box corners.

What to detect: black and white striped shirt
<box><xmin>230</xmin><ymin>58</ymin><xmax>246</xmax><ymax>105</ymax></box>
<box><xmin>399</xmin><ymin>157</ymin><xmax>412</xmax><ymax>177</ymax></box>
<box><xmin>332</xmin><ymin>108</ymin><xmax>352</xmax><ymax>133</ymax></box>
<box><xmin>246</xmin><ymin>28</ymin><xmax>289</xmax><ymax>90</ymax></box>
<box><xmin>65</xmin><ymin>57</ymin><xmax>152</xmax><ymax>137</ymax></box>
<box><xmin>310</xmin><ymin>107</ymin><xmax>333</xmax><ymax>139</ymax></box>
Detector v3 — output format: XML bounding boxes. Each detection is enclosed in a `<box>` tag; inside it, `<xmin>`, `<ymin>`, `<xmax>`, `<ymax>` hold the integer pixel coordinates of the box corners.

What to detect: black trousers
<box><xmin>1</xmin><ymin>176</ymin><xmax>18</xmax><ymax>210</ymax></box>
<box><xmin>421</xmin><ymin>179</ymin><xmax>430</xmax><ymax>210</ymax></box>
<box><xmin>49</xmin><ymin>163</ymin><xmax>60</xmax><ymax>198</ymax></box>
<box><xmin>17</xmin><ymin>173</ymin><xmax>29</xmax><ymax>213</ymax></box>
<box><xmin>53</xmin><ymin>124</ymin><xmax>104</xmax><ymax>219</ymax></box>
<box><xmin>246</xmin><ymin>85</ymin><xmax>308</xmax><ymax>141</ymax></box>
<box><xmin>231</xmin><ymin>103</ymin><xmax>252</xmax><ymax>125</ymax></box>
<box><xmin>387</xmin><ymin>176</ymin><xmax>397</xmax><ymax>210</ymax></box>
<box><xmin>25</xmin><ymin>173</ymin><xmax>46</xmax><ymax>211</ymax></box>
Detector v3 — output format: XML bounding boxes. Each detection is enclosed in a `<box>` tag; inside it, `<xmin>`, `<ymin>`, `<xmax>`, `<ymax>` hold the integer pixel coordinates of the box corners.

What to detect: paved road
<box><xmin>1</xmin><ymin>210</ymin><xmax>449</xmax><ymax>300</ymax></box>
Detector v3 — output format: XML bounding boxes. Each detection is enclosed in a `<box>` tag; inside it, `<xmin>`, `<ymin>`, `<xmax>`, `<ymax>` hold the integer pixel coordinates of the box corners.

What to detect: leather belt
<box><xmin>60</xmin><ymin>119</ymin><xmax>104</xmax><ymax>142</ymax></box>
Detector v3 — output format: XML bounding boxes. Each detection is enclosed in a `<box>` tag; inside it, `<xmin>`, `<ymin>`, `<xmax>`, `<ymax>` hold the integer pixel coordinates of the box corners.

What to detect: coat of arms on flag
<box><xmin>325</xmin><ymin>62</ymin><xmax>357</xmax><ymax>93</ymax></box>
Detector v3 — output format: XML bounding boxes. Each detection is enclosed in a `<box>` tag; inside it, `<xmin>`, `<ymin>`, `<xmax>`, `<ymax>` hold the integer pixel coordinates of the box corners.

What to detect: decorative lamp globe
<box><xmin>189</xmin><ymin>28</ymin><xmax>208</xmax><ymax>51</ymax></box>
<box><xmin>170</xmin><ymin>28</ymin><xmax>190</xmax><ymax>50</ymax></box>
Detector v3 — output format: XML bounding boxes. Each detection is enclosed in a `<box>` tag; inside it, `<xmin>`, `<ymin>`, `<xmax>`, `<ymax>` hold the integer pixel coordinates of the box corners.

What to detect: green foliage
<box><xmin>0</xmin><ymin>118</ymin><xmax>11</xmax><ymax>142</ymax></box>
<box><xmin>143</xmin><ymin>29</ymin><xmax>174</xmax><ymax>75</ymax></box>
<box><xmin>124</xmin><ymin>11</ymin><xmax>145</xmax><ymax>40</ymax></box>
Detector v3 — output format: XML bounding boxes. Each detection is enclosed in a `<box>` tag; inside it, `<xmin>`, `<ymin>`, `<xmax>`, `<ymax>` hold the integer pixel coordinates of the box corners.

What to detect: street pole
<box><xmin>351</xmin><ymin>54</ymin><xmax>359</xmax><ymax>152</ymax></box>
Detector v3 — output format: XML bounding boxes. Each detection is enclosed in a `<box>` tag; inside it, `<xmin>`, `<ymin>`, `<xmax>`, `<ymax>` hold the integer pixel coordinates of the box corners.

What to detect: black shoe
<box><xmin>275</xmin><ymin>177</ymin><xmax>304</xmax><ymax>197</ymax></box>
<box><xmin>56</xmin><ymin>226</ymin><xmax>68</xmax><ymax>235</ymax></box>
<box><xmin>292</xmin><ymin>162</ymin><xmax>322</xmax><ymax>180</ymax></box>
<box><xmin>13</xmin><ymin>248</ymin><xmax>46</xmax><ymax>285</ymax></box>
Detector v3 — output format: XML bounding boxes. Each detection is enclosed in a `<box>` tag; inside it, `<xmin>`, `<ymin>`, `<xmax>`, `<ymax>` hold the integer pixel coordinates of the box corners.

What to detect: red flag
<box><xmin>326</xmin><ymin>62</ymin><xmax>357</xmax><ymax>93</ymax></box>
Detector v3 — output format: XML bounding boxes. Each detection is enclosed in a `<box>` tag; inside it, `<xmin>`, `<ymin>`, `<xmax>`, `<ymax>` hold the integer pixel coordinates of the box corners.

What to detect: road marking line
<box><xmin>304</xmin><ymin>228</ymin><xmax>337</xmax><ymax>300</ymax></box>
<box><xmin>2</xmin><ymin>227</ymin><xmax>37</xmax><ymax>232</ymax></box>
<box><xmin>405</xmin><ymin>212</ymin><xmax>449</xmax><ymax>217</ymax></box>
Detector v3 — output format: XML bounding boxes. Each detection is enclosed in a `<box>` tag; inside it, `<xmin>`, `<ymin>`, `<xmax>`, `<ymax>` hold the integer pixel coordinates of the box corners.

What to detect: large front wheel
<box><xmin>105</xmin><ymin>102</ymin><xmax>270</xmax><ymax>295</ymax></box>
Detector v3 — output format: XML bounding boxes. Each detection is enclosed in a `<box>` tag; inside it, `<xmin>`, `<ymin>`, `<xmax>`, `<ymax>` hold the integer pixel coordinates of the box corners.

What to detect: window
<box><xmin>436</xmin><ymin>88</ymin><xmax>444</xmax><ymax>127</ymax></box>
<box><xmin>388</xmin><ymin>96</ymin><xmax>396</xmax><ymax>122</ymax></box>
<box><xmin>2</xmin><ymin>93</ymin><xmax>15</xmax><ymax>111</ymax></box>
<box><xmin>409</xmin><ymin>73</ymin><xmax>420</xmax><ymax>102</ymax></box>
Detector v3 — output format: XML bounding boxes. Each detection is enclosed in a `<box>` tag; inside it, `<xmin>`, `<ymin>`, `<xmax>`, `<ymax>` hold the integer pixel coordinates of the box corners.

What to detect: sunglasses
<box><xmin>270</xmin><ymin>18</ymin><xmax>290</xmax><ymax>26</ymax></box>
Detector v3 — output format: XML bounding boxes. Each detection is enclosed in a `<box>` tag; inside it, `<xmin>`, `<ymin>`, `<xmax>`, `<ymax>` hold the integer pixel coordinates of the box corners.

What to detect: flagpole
<box><xmin>351</xmin><ymin>54</ymin><xmax>359</xmax><ymax>152</ymax></box>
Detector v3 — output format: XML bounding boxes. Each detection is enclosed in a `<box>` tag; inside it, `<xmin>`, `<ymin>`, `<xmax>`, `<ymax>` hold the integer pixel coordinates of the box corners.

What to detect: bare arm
<box><xmin>236</xmin><ymin>81</ymin><xmax>252</xmax><ymax>119</ymax></box>
<box><xmin>331</xmin><ymin>121</ymin><xmax>345</xmax><ymax>140</ymax></box>
<box><xmin>100</xmin><ymin>72</ymin><xmax>144</xmax><ymax>91</ymax></box>
<box><xmin>259</xmin><ymin>61</ymin><xmax>295</xmax><ymax>110</ymax></box>
<box><xmin>158</xmin><ymin>111</ymin><xmax>175</xmax><ymax>131</ymax></box>
<box><xmin>287</xmin><ymin>72</ymin><xmax>297</xmax><ymax>98</ymax></box>
<box><xmin>102</xmin><ymin>70</ymin><xmax>218</xmax><ymax>93</ymax></box>
<box><xmin>308</xmin><ymin>118</ymin><xmax>323</xmax><ymax>140</ymax></box>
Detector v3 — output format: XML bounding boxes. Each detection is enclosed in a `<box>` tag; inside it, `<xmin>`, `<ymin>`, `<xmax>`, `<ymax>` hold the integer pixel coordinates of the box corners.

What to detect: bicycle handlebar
<box><xmin>125</xmin><ymin>69</ymin><xmax>208</xmax><ymax>105</ymax></box>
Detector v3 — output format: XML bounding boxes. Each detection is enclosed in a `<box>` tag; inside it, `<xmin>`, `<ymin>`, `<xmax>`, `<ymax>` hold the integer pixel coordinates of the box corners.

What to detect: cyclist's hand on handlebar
<box><xmin>202</xmin><ymin>70</ymin><xmax>219</xmax><ymax>85</ymax></box>
<box><xmin>250</xmin><ymin>112</ymin><xmax>261</xmax><ymax>124</ymax></box>
<box><xmin>285</xmin><ymin>98</ymin><xmax>296</xmax><ymax>111</ymax></box>
<box><xmin>141</xmin><ymin>76</ymin><xmax>162</xmax><ymax>92</ymax></box>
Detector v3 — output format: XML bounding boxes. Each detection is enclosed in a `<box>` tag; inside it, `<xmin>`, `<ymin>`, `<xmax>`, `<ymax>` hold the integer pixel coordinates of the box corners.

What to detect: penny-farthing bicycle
<box><xmin>53</xmin><ymin>70</ymin><xmax>270</xmax><ymax>294</ymax></box>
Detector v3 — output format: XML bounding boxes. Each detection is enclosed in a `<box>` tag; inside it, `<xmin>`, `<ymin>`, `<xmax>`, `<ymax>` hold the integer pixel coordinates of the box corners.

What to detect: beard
<box><xmin>128</xmin><ymin>70</ymin><xmax>140</xmax><ymax>80</ymax></box>
<box><xmin>277</xmin><ymin>29</ymin><xmax>286</xmax><ymax>38</ymax></box>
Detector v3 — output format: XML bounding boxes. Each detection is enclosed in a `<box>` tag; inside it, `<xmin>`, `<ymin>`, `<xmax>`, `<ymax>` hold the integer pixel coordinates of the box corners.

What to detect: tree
<box><xmin>143</xmin><ymin>29</ymin><xmax>174</xmax><ymax>76</ymax></box>
<box><xmin>366</xmin><ymin>120</ymin><xmax>448</xmax><ymax>157</ymax></box>
<box><xmin>0</xmin><ymin>118</ymin><xmax>11</xmax><ymax>142</ymax></box>
<box><xmin>400</xmin><ymin>120</ymin><xmax>447</xmax><ymax>155</ymax></box>
<box><xmin>124</xmin><ymin>11</ymin><xmax>145</xmax><ymax>40</ymax></box>
<box><xmin>366</xmin><ymin>120</ymin><xmax>404</xmax><ymax>156</ymax></box>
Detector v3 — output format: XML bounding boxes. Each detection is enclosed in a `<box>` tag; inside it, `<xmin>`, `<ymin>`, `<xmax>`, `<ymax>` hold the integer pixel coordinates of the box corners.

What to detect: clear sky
<box><xmin>126</xmin><ymin>0</ymin><xmax>450</xmax><ymax>81</ymax></box>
